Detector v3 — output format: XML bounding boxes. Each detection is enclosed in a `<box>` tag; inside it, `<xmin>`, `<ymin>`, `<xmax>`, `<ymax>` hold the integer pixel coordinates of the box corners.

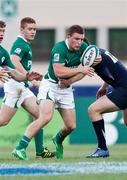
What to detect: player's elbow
<box><xmin>54</xmin><ymin>70</ymin><xmax>65</xmax><ymax>78</ymax></box>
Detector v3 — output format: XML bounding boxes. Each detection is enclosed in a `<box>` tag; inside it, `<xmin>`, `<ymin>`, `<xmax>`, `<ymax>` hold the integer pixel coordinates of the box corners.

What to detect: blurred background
<box><xmin>0</xmin><ymin>0</ymin><xmax>127</xmax><ymax>147</ymax></box>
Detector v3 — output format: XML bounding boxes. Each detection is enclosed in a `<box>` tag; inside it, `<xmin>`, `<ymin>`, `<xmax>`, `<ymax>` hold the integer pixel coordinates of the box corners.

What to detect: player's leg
<box><xmin>86</xmin><ymin>95</ymin><xmax>119</xmax><ymax>158</ymax></box>
<box><xmin>0</xmin><ymin>104</ymin><xmax>17</xmax><ymax>126</ymax></box>
<box><xmin>53</xmin><ymin>108</ymin><xmax>76</xmax><ymax>159</ymax></box>
<box><xmin>0</xmin><ymin>88</ymin><xmax>19</xmax><ymax>126</ymax></box>
<box><xmin>22</xmin><ymin>95</ymin><xmax>55</xmax><ymax>158</ymax></box>
<box><xmin>12</xmin><ymin>99</ymin><xmax>55</xmax><ymax>160</ymax></box>
<box><xmin>52</xmin><ymin>86</ymin><xmax>76</xmax><ymax>159</ymax></box>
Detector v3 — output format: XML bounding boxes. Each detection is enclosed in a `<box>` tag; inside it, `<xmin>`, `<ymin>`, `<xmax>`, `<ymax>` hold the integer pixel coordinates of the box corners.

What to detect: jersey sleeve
<box><xmin>3</xmin><ymin>49</ymin><xmax>15</xmax><ymax>69</ymax></box>
<box><xmin>51</xmin><ymin>46</ymin><xmax>66</xmax><ymax>64</ymax></box>
<box><xmin>10</xmin><ymin>43</ymin><xmax>27</xmax><ymax>59</ymax></box>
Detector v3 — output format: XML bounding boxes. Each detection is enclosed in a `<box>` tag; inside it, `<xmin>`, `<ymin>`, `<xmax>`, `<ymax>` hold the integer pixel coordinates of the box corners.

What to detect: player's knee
<box><xmin>40</xmin><ymin>113</ymin><xmax>52</xmax><ymax>125</ymax></box>
<box><xmin>88</xmin><ymin>105</ymin><xmax>103</xmax><ymax>121</ymax></box>
<box><xmin>0</xmin><ymin>118</ymin><xmax>9</xmax><ymax>126</ymax></box>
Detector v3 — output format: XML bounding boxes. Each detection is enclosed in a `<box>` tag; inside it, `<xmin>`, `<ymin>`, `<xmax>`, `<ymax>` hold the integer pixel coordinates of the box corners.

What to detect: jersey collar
<box><xmin>65</xmin><ymin>39</ymin><xmax>70</xmax><ymax>50</ymax></box>
<box><xmin>17</xmin><ymin>35</ymin><xmax>28</xmax><ymax>43</ymax></box>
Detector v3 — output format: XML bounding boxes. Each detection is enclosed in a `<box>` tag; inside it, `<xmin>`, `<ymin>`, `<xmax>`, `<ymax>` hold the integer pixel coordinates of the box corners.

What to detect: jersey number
<box><xmin>105</xmin><ymin>51</ymin><xmax>118</xmax><ymax>63</ymax></box>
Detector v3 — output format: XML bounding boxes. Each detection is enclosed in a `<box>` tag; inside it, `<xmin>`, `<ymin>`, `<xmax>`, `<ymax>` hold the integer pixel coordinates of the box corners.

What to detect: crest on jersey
<box><xmin>54</xmin><ymin>53</ymin><xmax>60</xmax><ymax>62</ymax></box>
<box><xmin>14</xmin><ymin>48</ymin><xmax>21</xmax><ymax>54</ymax></box>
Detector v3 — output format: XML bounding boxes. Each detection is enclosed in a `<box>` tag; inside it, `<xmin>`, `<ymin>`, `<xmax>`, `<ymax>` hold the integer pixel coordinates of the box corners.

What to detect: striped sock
<box><xmin>16</xmin><ymin>135</ymin><xmax>30</xmax><ymax>150</ymax></box>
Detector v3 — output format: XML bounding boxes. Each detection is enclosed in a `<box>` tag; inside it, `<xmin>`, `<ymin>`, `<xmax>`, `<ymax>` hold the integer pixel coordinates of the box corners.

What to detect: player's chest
<box><xmin>65</xmin><ymin>53</ymin><xmax>81</xmax><ymax>67</ymax></box>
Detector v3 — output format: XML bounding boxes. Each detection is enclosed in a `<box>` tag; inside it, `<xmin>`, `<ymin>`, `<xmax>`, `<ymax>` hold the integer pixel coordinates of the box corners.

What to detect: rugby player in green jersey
<box><xmin>0</xmin><ymin>20</ymin><xmax>41</xmax><ymax>82</ymax></box>
<box><xmin>0</xmin><ymin>18</ymin><xmax>54</xmax><ymax>160</ymax></box>
<box><xmin>12</xmin><ymin>25</ymin><xmax>98</xmax><ymax>159</ymax></box>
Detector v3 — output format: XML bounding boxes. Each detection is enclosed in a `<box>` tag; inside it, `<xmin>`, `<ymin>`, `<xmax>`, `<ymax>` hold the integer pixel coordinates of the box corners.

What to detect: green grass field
<box><xmin>0</xmin><ymin>144</ymin><xmax>127</xmax><ymax>179</ymax></box>
<box><xmin>0</xmin><ymin>101</ymin><xmax>126</xmax><ymax>179</ymax></box>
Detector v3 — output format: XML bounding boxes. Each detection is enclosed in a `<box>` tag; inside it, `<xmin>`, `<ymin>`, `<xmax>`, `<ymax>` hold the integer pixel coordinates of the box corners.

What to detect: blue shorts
<box><xmin>107</xmin><ymin>86</ymin><xmax>127</xmax><ymax>110</ymax></box>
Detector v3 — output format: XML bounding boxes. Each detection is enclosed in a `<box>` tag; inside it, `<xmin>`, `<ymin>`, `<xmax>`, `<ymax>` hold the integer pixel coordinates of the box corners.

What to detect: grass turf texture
<box><xmin>0</xmin><ymin>144</ymin><xmax>127</xmax><ymax>179</ymax></box>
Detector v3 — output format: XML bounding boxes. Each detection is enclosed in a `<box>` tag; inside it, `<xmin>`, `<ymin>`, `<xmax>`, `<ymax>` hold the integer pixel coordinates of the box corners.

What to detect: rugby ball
<box><xmin>81</xmin><ymin>45</ymin><xmax>99</xmax><ymax>66</ymax></box>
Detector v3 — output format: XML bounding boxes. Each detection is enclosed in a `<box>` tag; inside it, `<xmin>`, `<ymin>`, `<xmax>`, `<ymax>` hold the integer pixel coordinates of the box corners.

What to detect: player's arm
<box><xmin>8</xmin><ymin>69</ymin><xmax>42</xmax><ymax>82</ymax></box>
<box><xmin>4</xmin><ymin>54</ymin><xmax>42</xmax><ymax>82</ymax></box>
<box><xmin>2</xmin><ymin>50</ymin><xmax>28</xmax><ymax>82</ymax></box>
<box><xmin>11</xmin><ymin>54</ymin><xmax>42</xmax><ymax>85</ymax></box>
<box><xmin>58</xmin><ymin>73</ymin><xmax>84</xmax><ymax>88</ymax></box>
<box><xmin>9</xmin><ymin>54</ymin><xmax>28</xmax><ymax>81</ymax></box>
<box><xmin>10</xmin><ymin>54</ymin><xmax>27</xmax><ymax>74</ymax></box>
<box><xmin>53</xmin><ymin>63</ymin><xmax>94</xmax><ymax>78</ymax></box>
<box><xmin>59</xmin><ymin>70</ymin><xmax>94</xmax><ymax>88</ymax></box>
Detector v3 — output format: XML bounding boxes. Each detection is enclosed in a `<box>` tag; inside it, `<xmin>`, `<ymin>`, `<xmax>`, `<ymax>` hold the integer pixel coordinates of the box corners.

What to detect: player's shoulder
<box><xmin>52</xmin><ymin>41</ymin><xmax>66</xmax><ymax>53</ymax></box>
<box><xmin>13</xmin><ymin>36</ymin><xmax>29</xmax><ymax>48</ymax></box>
<box><xmin>54</xmin><ymin>41</ymin><xmax>65</xmax><ymax>48</ymax></box>
<box><xmin>11</xmin><ymin>37</ymin><xmax>30</xmax><ymax>54</ymax></box>
<box><xmin>0</xmin><ymin>45</ymin><xmax>9</xmax><ymax>55</ymax></box>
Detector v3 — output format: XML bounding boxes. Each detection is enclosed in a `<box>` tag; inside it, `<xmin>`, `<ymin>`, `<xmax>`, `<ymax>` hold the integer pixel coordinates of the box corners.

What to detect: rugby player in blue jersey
<box><xmin>59</xmin><ymin>47</ymin><xmax>127</xmax><ymax>158</ymax></box>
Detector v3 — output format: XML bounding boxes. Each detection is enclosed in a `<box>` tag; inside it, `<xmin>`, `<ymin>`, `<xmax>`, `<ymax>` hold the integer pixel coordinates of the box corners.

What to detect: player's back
<box><xmin>94</xmin><ymin>48</ymin><xmax>127</xmax><ymax>87</ymax></box>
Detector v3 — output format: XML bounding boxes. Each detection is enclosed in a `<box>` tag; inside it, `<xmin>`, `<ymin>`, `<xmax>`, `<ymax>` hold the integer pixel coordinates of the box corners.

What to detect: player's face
<box><xmin>0</xmin><ymin>27</ymin><xmax>5</xmax><ymax>43</ymax></box>
<box><xmin>68</xmin><ymin>33</ymin><xmax>84</xmax><ymax>51</ymax></box>
<box><xmin>21</xmin><ymin>23</ymin><xmax>36</xmax><ymax>43</ymax></box>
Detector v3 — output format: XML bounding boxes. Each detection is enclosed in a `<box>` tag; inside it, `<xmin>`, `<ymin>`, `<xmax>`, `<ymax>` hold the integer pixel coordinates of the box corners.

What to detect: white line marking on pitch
<box><xmin>0</xmin><ymin>162</ymin><xmax>127</xmax><ymax>175</ymax></box>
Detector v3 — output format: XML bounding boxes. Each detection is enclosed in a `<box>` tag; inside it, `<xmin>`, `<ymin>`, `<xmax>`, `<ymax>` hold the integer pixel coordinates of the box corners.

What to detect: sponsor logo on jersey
<box><xmin>14</xmin><ymin>48</ymin><xmax>21</xmax><ymax>54</ymax></box>
<box><xmin>54</xmin><ymin>53</ymin><xmax>60</xmax><ymax>62</ymax></box>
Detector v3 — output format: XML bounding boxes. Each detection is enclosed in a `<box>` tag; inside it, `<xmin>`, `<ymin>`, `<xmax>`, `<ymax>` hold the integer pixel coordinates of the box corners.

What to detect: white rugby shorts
<box><xmin>37</xmin><ymin>79</ymin><xmax>75</xmax><ymax>109</ymax></box>
<box><xmin>3</xmin><ymin>79</ymin><xmax>34</xmax><ymax>108</ymax></box>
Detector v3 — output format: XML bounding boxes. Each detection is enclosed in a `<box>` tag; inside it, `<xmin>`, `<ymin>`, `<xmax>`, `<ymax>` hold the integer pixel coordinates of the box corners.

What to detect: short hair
<box><xmin>0</xmin><ymin>20</ymin><xmax>6</xmax><ymax>28</ymax></box>
<box><xmin>67</xmin><ymin>25</ymin><xmax>84</xmax><ymax>36</ymax></box>
<box><xmin>20</xmin><ymin>17</ymin><xmax>36</xmax><ymax>28</ymax></box>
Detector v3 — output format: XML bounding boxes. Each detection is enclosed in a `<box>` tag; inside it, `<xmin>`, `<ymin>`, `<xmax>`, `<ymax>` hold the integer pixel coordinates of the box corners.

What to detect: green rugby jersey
<box><xmin>0</xmin><ymin>45</ymin><xmax>15</xmax><ymax>69</ymax></box>
<box><xmin>10</xmin><ymin>36</ymin><xmax>32</xmax><ymax>86</ymax></box>
<box><xmin>44</xmin><ymin>40</ymin><xmax>88</xmax><ymax>83</ymax></box>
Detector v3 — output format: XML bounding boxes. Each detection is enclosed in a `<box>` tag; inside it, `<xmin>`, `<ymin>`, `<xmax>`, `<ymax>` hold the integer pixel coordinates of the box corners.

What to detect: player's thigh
<box><xmin>0</xmin><ymin>104</ymin><xmax>17</xmax><ymax>123</ymax></box>
<box><xmin>89</xmin><ymin>95</ymin><xmax>119</xmax><ymax>114</ymax></box>
<box><xmin>22</xmin><ymin>96</ymin><xmax>39</xmax><ymax>118</ymax></box>
<box><xmin>58</xmin><ymin>108</ymin><xmax>76</xmax><ymax>128</ymax></box>
<box><xmin>39</xmin><ymin>99</ymin><xmax>55</xmax><ymax>123</ymax></box>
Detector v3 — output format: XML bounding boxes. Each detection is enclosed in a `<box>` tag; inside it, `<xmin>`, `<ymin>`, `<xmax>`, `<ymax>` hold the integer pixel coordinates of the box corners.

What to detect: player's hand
<box><xmin>96</xmin><ymin>86</ymin><xmax>108</xmax><ymax>99</ymax></box>
<box><xmin>92</xmin><ymin>55</ymin><xmax>102</xmax><ymax>67</ymax></box>
<box><xmin>30</xmin><ymin>80</ymin><xmax>40</xmax><ymax>87</ymax></box>
<box><xmin>0</xmin><ymin>68</ymin><xmax>10</xmax><ymax>83</ymax></box>
<box><xmin>26</xmin><ymin>72</ymin><xmax>43</xmax><ymax>81</ymax></box>
<box><xmin>58</xmin><ymin>79</ymin><xmax>70</xmax><ymax>88</ymax></box>
<box><xmin>80</xmin><ymin>66</ymin><xmax>95</xmax><ymax>77</ymax></box>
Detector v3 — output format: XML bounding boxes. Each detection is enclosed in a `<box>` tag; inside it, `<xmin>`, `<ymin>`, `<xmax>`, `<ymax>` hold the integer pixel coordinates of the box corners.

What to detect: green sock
<box><xmin>55</xmin><ymin>131</ymin><xmax>66</xmax><ymax>144</ymax></box>
<box><xmin>16</xmin><ymin>135</ymin><xmax>30</xmax><ymax>150</ymax></box>
<box><xmin>34</xmin><ymin>128</ymin><xmax>44</xmax><ymax>154</ymax></box>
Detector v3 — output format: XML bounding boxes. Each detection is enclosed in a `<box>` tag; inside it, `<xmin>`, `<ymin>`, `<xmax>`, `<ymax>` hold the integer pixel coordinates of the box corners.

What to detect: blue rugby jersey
<box><xmin>94</xmin><ymin>49</ymin><xmax>127</xmax><ymax>87</ymax></box>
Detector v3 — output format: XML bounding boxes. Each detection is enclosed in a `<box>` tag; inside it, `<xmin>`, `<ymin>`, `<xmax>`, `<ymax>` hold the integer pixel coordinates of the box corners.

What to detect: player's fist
<box><xmin>26</xmin><ymin>71</ymin><xmax>43</xmax><ymax>81</ymax></box>
<box><xmin>0</xmin><ymin>68</ymin><xmax>10</xmax><ymax>83</ymax></box>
